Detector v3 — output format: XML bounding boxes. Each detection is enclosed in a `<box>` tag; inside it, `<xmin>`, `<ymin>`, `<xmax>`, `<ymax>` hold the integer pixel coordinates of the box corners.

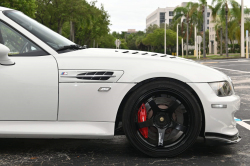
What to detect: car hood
<box><xmin>53</xmin><ymin>48</ymin><xmax>229</xmax><ymax>83</ymax></box>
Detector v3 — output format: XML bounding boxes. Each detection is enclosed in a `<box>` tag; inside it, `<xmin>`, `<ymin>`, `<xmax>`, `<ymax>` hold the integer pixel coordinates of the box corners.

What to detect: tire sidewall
<box><xmin>122</xmin><ymin>80</ymin><xmax>202</xmax><ymax>157</ymax></box>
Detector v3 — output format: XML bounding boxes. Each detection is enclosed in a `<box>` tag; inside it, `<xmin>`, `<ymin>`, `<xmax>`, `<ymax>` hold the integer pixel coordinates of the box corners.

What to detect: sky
<box><xmin>87</xmin><ymin>0</ymin><xmax>250</xmax><ymax>33</ymax></box>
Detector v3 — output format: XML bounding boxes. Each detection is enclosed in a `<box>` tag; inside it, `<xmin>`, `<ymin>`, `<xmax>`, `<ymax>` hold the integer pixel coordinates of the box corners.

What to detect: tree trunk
<box><xmin>225</xmin><ymin>4</ymin><xmax>229</xmax><ymax>57</ymax></box>
<box><xmin>189</xmin><ymin>24</ymin><xmax>193</xmax><ymax>40</ymax></box>
<box><xmin>57</xmin><ymin>19</ymin><xmax>63</xmax><ymax>35</ymax></box>
<box><xmin>233</xmin><ymin>40</ymin><xmax>235</xmax><ymax>53</ymax></box>
<box><xmin>70</xmin><ymin>20</ymin><xmax>75</xmax><ymax>42</ymax></box>
<box><xmin>220</xmin><ymin>27</ymin><xmax>223</xmax><ymax>56</ymax></box>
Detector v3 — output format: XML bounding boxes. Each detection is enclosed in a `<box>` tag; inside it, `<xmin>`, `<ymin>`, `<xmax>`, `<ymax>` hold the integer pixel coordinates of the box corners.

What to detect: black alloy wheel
<box><xmin>122</xmin><ymin>80</ymin><xmax>202</xmax><ymax>157</ymax></box>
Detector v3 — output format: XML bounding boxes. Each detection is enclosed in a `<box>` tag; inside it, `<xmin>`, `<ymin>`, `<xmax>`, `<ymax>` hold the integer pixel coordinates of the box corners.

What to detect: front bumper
<box><xmin>205</xmin><ymin>132</ymin><xmax>241</xmax><ymax>146</ymax></box>
<box><xmin>187</xmin><ymin>83</ymin><xmax>241</xmax><ymax>144</ymax></box>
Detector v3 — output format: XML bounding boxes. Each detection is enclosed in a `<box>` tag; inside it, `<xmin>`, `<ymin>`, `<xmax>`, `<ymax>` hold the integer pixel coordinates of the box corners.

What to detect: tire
<box><xmin>122</xmin><ymin>80</ymin><xmax>202</xmax><ymax>157</ymax></box>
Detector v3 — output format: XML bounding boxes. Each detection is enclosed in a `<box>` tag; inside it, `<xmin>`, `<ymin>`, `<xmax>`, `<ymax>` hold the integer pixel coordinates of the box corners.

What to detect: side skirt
<box><xmin>0</xmin><ymin>121</ymin><xmax>114</xmax><ymax>139</ymax></box>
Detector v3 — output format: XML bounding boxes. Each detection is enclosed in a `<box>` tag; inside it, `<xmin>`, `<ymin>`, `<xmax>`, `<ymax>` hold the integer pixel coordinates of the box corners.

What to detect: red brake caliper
<box><xmin>138</xmin><ymin>103</ymin><xmax>148</xmax><ymax>138</ymax></box>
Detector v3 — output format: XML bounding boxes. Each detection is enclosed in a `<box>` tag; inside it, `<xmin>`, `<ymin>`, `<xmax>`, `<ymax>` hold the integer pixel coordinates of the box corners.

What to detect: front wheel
<box><xmin>122</xmin><ymin>80</ymin><xmax>202</xmax><ymax>157</ymax></box>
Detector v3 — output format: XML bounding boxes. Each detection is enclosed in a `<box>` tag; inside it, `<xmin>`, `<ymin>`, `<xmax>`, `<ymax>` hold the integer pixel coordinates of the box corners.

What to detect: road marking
<box><xmin>212</xmin><ymin>67</ymin><xmax>250</xmax><ymax>74</ymax></box>
<box><xmin>201</xmin><ymin>62</ymin><xmax>219</xmax><ymax>64</ymax></box>
<box><xmin>235</xmin><ymin>117</ymin><xmax>250</xmax><ymax>130</ymax></box>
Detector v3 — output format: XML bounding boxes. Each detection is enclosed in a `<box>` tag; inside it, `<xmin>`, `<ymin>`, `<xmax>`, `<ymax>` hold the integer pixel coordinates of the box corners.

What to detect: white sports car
<box><xmin>0</xmin><ymin>7</ymin><xmax>241</xmax><ymax>157</ymax></box>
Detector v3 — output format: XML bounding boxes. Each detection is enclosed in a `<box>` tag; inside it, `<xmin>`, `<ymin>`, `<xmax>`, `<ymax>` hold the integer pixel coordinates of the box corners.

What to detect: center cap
<box><xmin>160</xmin><ymin>117</ymin><xmax>164</xmax><ymax>122</ymax></box>
<box><xmin>154</xmin><ymin>113</ymin><xmax>170</xmax><ymax>128</ymax></box>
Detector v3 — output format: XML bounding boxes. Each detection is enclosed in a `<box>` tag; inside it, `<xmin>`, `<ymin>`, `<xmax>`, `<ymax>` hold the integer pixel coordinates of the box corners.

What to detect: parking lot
<box><xmin>0</xmin><ymin>59</ymin><xmax>250</xmax><ymax>166</ymax></box>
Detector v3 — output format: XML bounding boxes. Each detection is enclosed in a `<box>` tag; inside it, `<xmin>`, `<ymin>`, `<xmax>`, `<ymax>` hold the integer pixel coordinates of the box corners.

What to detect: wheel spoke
<box><xmin>136</xmin><ymin>119</ymin><xmax>154</xmax><ymax>128</ymax></box>
<box><xmin>148</xmin><ymin>98</ymin><xmax>161</xmax><ymax>116</ymax></box>
<box><xmin>171</xmin><ymin>121</ymin><xmax>187</xmax><ymax>133</ymax></box>
<box><xmin>166</xmin><ymin>100</ymin><xmax>181</xmax><ymax>115</ymax></box>
<box><xmin>157</xmin><ymin>128</ymin><xmax>166</xmax><ymax>146</ymax></box>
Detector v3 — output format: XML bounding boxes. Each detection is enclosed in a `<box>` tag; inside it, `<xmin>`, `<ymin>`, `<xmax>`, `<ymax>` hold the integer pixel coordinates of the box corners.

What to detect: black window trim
<box><xmin>3</xmin><ymin>10</ymin><xmax>77</xmax><ymax>54</ymax></box>
<box><xmin>1</xmin><ymin>10</ymin><xmax>50</xmax><ymax>57</ymax></box>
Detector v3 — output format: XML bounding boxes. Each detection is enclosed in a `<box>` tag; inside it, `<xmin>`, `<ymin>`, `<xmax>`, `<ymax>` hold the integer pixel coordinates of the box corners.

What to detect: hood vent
<box><xmin>76</xmin><ymin>72</ymin><xmax>115</xmax><ymax>80</ymax></box>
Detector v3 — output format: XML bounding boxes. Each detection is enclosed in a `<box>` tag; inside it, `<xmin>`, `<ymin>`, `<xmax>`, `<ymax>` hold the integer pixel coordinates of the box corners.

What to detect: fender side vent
<box><xmin>122</xmin><ymin>51</ymin><xmax>129</xmax><ymax>53</ymax></box>
<box><xmin>142</xmin><ymin>53</ymin><xmax>148</xmax><ymax>55</ymax></box>
<box><xmin>77</xmin><ymin>72</ymin><xmax>115</xmax><ymax>80</ymax></box>
<box><xmin>132</xmin><ymin>52</ymin><xmax>138</xmax><ymax>54</ymax></box>
<box><xmin>151</xmin><ymin>54</ymin><xmax>157</xmax><ymax>56</ymax></box>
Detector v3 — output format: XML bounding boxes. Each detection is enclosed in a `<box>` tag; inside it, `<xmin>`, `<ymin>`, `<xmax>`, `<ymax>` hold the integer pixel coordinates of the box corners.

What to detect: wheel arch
<box><xmin>114</xmin><ymin>77</ymin><xmax>205</xmax><ymax>137</ymax></box>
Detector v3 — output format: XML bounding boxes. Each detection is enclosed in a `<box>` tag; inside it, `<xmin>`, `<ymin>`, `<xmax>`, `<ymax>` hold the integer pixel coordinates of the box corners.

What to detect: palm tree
<box><xmin>209</xmin><ymin>4</ymin><xmax>226</xmax><ymax>55</ymax></box>
<box><xmin>188</xmin><ymin>0</ymin><xmax>207</xmax><ymax>57</ymax></box>
<box><xmin>230</xmin><ymin>2</ymin><xmax>250</xmax><ymax>52</ymax></box>
<box><xmin>173</xmin><ymin>3</ymin><xmax>198</xmax><ymax>58</ymax></box>
<box><xmin>211</xmin><ymin>0</ymin><xmax>238</xmax><ymax>57</ymax></box>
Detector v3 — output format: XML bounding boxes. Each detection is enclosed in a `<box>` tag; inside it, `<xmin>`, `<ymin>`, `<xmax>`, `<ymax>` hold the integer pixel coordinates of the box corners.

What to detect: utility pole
<box><xmin>246</xmin><ymin>30</ymin><xmax>249</xmax><ymax>58</ymax></box>
<box><xmin>186</xmin><ymin>17</ymin><xmax>189</xmax><ymax>57</ymax></box>
<box><xmin>182</xmin><ymin>38</ymin><xmax>184</xmax><ymax>58</ymax></box>
<box><xmin>194</xmin><ymin>25</ymin><xmax>197</xmax><ymax>58</ymax></box>
<box><xmin>241</xmin><ymin>0</ymin><xmax>245</xmax><ymax>57</ymax></box>
<box><xmin>177</xmin><ymin>24</ymin><xmax>179</xmax><ymax>57</ymax></box>
<box><xmin>164</xmin><ymin>17</ymin><xmax>167</xmax><ymax>54</ymax></box>
<box><xmin>203</xmin><ymin>2</ymin><xmax>207</xmax><ymax>58</ymax></box>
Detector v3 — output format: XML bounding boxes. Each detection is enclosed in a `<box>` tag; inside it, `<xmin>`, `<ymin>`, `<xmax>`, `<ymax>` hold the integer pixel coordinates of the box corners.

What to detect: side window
<box><xmin>0</xmin><ymin>21</ymin><xmax>48</xmax><ymax>56</ymax></box>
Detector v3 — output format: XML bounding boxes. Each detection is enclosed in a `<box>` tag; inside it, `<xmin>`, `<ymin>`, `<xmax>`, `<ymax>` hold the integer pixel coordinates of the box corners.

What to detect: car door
<box><xmin>0</xmin><ymin>21</ymin><xmax>58</xmax><ymax>120</ymax></box>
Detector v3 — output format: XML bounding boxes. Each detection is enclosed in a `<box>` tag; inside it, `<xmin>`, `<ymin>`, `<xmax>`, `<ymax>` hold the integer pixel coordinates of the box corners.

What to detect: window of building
<box><xmin>169</xmin><ymin>19</ymin><xmax>173</xmax><ymax>24</ymax></box>
<box><xmin>183</xmin><ymin>19</ymin><xmax>186</xmax><ymax>23</ymax></box>
<box><xmin>169</xmin><ymin>11</ymin><xmax>174</xmax><ymax>16</ymax></box>
<box><xmin>207</xmin><ymin>20</ymin><xmax>209</xmax><ymax>24</ymax></box>
<box><xmin>160</xmin><ymin>12</ymin><xmax>165</xmax><ymax>24</ymax></box>
<box><xmin>207</xmin><ymin>12</ymin><xmax>210</xmax><ymax>17</ymax></box>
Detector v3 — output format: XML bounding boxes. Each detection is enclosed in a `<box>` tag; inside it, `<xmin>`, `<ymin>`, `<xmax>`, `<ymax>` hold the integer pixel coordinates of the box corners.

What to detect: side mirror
<box><xmin>0</xmin><ymin>44</ymin><xmax>15</xmax><ymax>65</ymax></box>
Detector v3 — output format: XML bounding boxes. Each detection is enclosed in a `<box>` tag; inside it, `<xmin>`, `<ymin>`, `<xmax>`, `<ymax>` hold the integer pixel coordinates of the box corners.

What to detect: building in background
<box><xmin>146</xmin><ymin>2</ymin><xmax>211</xmax><ymax>31</ymax></box>
<box><xmin>122</xmin><ymin>29</ymin><xmax>137</xmax><ymax>35</ymax></box>
<box><xmin>208</xmin><ymin>16</ymin><xmax>217</xmax><ymax>54</ymax></box>
<box><xmin>209</xmin><ymin>12</ymin><xmax>250</xmax><ymax>55</ymax></box>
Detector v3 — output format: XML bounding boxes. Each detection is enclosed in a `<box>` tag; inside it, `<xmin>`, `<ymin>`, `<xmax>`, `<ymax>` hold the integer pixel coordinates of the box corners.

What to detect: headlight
<box><xmin>209</xmin><ymin>81</ymin><xmax>233</xmax><ymax>97</ymax></box>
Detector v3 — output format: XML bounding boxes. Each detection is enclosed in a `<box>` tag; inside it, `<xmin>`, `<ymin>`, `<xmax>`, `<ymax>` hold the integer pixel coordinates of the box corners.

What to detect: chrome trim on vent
<box><xmin>61</xmin><ymin>75</ymin><xmax>116</xmax><ymax>78</ymax></box>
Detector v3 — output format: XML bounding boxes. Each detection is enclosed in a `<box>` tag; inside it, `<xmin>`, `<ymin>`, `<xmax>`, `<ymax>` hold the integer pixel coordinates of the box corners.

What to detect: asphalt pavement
<box><xmin>1</xmin><ymin>59</ymin><xmax>250</xmax><ymax>166</ymax></box>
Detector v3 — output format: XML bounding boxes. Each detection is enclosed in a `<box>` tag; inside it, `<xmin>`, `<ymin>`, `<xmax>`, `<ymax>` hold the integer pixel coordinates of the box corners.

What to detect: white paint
<box><xmin>237</xmin><ymin>121</ymin><xmax>250</xmax><ymax>130</ymax></box>
<box><xmin>211</xmin><ymin>67</ymin><xmax>250</xmax><ymax>74</ymax></box>
<box><xmin>188</xmin><ymin>83</ymin><xmax>240</xmax><ymax>136</ymax></box>
<box><xmin>0</xmin><ymin>121</ymin><xmax>114</xmax><ymax>139</ymax></box>
<box><xmin>54</xmin><ymin>49</ymin><xmax>230</xmax><ymax>83</ymax></box>
<box><xmin>0</xmin><ymin>56</ymin><xmax>58</xmax><ymax>120</ymax></box>
<box><xmin>58</xmin><ymin>83</ymin><xmax>135</xmax><ymax>122</ymax></box>
<box><xmin>242</xmin><ymin>119</ymin><xmax>250</xmax><ymax>122</ymax></box>
<box><xmin>0</xmin><ymin>44</ymin><xmax>14</xmax><ymax>65</ymax></box>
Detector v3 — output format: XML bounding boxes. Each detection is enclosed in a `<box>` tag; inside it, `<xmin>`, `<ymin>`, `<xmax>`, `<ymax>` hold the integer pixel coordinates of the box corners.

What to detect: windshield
<box><xmin>3</xmin><ymin>10</ymin><xmax>75</xmax><ymax>51</ymax></box>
